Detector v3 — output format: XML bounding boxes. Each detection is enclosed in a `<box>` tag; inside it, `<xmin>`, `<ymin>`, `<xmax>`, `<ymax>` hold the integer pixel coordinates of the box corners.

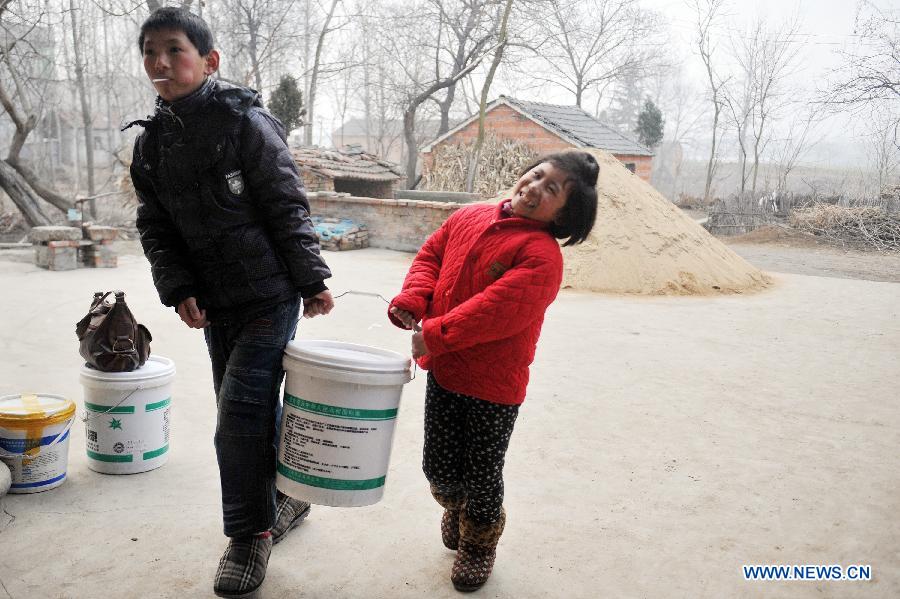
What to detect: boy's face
<box><xmin>142</xmin><ymin>28</ymin><xmax>219</xmax><ymax>102</ymax></box>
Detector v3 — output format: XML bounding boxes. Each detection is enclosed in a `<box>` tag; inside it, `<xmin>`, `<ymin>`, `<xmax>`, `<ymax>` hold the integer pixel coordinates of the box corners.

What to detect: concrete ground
<box><xmin>0</xmin><ymin>241</ymin><xmax>898</xmax><ymax>599</ymax></box>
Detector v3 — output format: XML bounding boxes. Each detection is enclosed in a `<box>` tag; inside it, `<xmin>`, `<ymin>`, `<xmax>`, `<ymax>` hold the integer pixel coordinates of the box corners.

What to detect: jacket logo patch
<box><xmin>488</xmin><ymin>261</ymin><xmax>508</xmax><ymax>279</ymax></box>
<box><xmin>226</xmin><ymin>170</ymin><xmax>245</xmax><ymax>195</ymax></box>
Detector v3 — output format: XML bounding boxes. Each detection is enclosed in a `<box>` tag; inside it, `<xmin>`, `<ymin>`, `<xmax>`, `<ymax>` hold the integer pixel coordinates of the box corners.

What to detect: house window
<box><xmin>624</xmin><ymin>162</ymin><xmax>636</xmax><ymax>174</ymax></box>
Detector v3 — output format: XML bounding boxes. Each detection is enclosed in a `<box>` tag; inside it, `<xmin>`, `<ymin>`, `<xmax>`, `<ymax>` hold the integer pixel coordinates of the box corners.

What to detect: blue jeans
<box><xmin>204</xmin><ymin>297</ymin><xmax>300</xmax><ymax>538</ymax></box>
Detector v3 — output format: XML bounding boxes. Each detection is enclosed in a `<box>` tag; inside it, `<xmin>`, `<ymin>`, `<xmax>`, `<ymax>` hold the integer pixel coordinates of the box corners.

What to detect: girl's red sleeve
<box><xmin>387</xmin><ymin>216</ymin><xmax>452</xmax><ymax>329</ymax></box>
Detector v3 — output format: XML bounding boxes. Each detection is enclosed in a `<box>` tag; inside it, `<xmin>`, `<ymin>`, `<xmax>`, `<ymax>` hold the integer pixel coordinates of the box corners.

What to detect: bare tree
<box><xmin>213</xmin><ymin>0</ymin><xmax>303</xmax><ymax>91</ymax></box>
<box><xmin>770</xmin><ymin>106</ymin><xmax>822</xmax><ymax>193</ymax></box>
<box><xmin>70</xmin><ymin>0</ymin><xmax>97</xmax><ymax>213</ymax></box>
<box><xmin>305</xmin><ymin>0</ymin><xmax>340</xmax><ymax>145</ymax></box>
<box><xmin>826</xmin><ymin>1</ymin><xmax>899</xmax><ymax>146</ymax></box>
<box><xmin>0</xmin><ymin>3</ymin><xmax>74</xmax><ymax>225</ymax></box>
<box><xmin>723</xmin><ymin>22</ymin><xmax>759</xmax><ymax>194</ymax></box>
<box><xmin>867</xmin><ymin>106</ymin><xmax>900</xmax><ymax>194</ymax></box>
<box><xmin>746</xmin><ymin>16</ymin><xmax>802</xmax><ymax>195</ymax></box>
<box><xmin>376</xmin><ymin>0</ymin><xmax>501</xmax><ymax>186</ymax></box>
<box><xmin>536</xmin><ymin>0</ymin><xmax>664</xmax><ymax>109</ymax></box>
<box><xmin>465</xmin><ymin>0</ymin><xmax>514</xmax><ymax>192</ymax></box>
<box><xmin>691</xmin><ymin>0</ymin><xmax>728</xmax><ymax>203</ymax></box>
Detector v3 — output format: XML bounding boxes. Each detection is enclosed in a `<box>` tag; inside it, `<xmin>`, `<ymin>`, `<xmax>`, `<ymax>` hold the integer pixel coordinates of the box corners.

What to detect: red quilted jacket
<box><xmin>388</xmin><ymin>201</ymin><xmax>563</xmax><ymax>405</ymax></box>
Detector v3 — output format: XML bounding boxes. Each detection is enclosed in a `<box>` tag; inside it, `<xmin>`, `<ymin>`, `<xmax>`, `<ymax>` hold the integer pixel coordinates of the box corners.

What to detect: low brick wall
<box><xmin>307</xmin><ymin>193</ymin><xmax>462</xmax><ymax>252</ymax></box>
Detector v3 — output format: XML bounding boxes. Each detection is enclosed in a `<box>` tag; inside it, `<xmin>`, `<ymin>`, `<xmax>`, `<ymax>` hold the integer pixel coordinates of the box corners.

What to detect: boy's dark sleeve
<box><xmin>240</xmin><ymin>109</ymin><xmax>331</xmax><ymax>296</ymax></box>
<box><xmin>132</xmin><ymin>141</ymin><xmax>197</xmax><ymax>308</ymax></box>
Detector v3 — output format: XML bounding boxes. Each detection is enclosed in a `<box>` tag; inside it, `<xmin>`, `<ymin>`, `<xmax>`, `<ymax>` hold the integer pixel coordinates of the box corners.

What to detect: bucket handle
<box><xmin>0</xmin><ymin>414</ymin><xmax>75</xmax><ymax>461</ymax></box>
<box><xmin>331</xmin><ymin>290</ymin><xmax>419</xmax><ymax>380</ymax></box>
<box><xmin>81</xmin><ymin>385</ymin><xmax>144</xmax><ymax>424</ymax></box>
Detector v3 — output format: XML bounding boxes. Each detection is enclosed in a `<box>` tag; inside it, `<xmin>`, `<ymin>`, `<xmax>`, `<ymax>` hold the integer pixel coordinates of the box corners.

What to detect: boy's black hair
<box><xmin>138</xmin><ymin>7</ymin><xmax>214</xmax><ymax>56</ymax></box>
<box><xmin>520</xmin><ymin>150</ymin><xmax>599</xmax><ymax>246</ymax></box>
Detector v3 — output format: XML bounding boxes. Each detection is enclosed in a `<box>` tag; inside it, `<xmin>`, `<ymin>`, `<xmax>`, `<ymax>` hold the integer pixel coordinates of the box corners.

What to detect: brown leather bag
<box><xmin>76</xmin><ymin>290</ymin><xmax>152</xmax><ymax>372</ymax></box>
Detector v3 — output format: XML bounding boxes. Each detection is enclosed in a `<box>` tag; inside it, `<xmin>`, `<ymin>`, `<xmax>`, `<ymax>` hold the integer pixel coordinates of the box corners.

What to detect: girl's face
<box><xmin>509</xmin><ymin>161</ymin><xmax>570</xmax><ymax>223</ymax></box>
<box><xmin>142</xmin><ymin>29</ymin><xmax>219</xmax><ymax>102</ymax></box>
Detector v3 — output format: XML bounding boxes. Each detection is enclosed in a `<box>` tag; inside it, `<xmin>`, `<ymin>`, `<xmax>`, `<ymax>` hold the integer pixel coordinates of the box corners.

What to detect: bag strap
<box><xmin>91</xmin><ymin>290</ymin><xmax>114</xmax><ymax>310</ymax></box>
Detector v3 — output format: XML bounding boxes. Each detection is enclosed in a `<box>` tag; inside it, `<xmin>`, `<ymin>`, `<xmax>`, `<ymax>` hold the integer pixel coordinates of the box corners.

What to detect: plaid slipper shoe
<box><xmin>270</xmin><ymin>491</ymin><xmax>312</xmax><ymax>545</ymax></box>
<box><xmin>213</xmin><ymin>532</ymin><xmax>273</xmax><ymax>598</ymax></box>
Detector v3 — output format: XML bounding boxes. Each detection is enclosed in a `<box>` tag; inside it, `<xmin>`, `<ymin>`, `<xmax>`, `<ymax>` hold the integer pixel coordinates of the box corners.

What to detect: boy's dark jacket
<box><xmin>129</xmin><ymin>78</ymin><xmax>330</xmax><ymax>317</ymax></box>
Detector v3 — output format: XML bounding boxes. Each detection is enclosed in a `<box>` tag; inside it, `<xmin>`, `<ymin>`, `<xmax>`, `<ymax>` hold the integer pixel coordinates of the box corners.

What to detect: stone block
<box><xmin>84</xmin><ymin>226</ymin><xmax>118</xmax><ymax>241</ymax></box>
<box><xmin>29</xmin><ymin>226</ymin><xmax>82</xmax><ymax>242</ymax></box>
<box><xmin>35</xmin><ymin>245</ymin><xmax>77</xmax><ymax>270</ymax></box>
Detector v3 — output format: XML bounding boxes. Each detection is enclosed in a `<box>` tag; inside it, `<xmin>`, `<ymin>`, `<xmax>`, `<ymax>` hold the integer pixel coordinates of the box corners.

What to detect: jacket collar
<box><xmin>160</xmin><ymin>77</ymin><xmax>216</xmax><ymax>117</ymax></box>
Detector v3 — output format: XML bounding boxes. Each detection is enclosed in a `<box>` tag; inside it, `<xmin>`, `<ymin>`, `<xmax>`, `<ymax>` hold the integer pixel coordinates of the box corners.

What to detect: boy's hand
<box><xmin>177</xmin><ymin>297</ymin><xmax>208</xmax><ymax>329</ymax></box>
<box><xmin>411</xmin><ymin>331</ymin><xmax>429</xmax><ymax>359</ymax></box>
<box><xmin>390</xmin><ymin>306</ymin><xmax>419</xmax><ymax>330</ymax></box>
<box><xmin>303</xmin><ymin>290</ymin><xmax>334</xmax><ymax>318</ymax></box>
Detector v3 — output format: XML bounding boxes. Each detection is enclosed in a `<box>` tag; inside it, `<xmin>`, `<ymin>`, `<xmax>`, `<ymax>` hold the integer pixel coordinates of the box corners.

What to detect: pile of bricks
<box><xmin>312</xmin><ymin>218</ymin><xmax>369</xmax><ymax>251</ymax></box>
<box><xmin>30</xmin><ymin>226</ymin><xmax>82</xmax><ymax>271</ymax></box>
<box><xmin>82</xmin><ymin>226</ymin><xmax>118</xmax><ymax>268</ymax></box>
<box><xmin>29</xmin><ymin>225</ymin><xmax>118</xmax><ymax>271</ymax></box>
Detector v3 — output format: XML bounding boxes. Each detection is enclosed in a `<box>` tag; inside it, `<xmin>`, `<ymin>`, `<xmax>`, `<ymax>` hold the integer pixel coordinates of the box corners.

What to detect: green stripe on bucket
<box><xmin>84</xmin><ymin>402</ymin><xmax>135</xmax><ymax>414</ymax></box>
<box><xmin>145</xmin><ymin>398</ymin><xmax>171</xmax><ymax>412</ymax></box>
<box><xmin>277</xmin><ymin>463</ymin><xmax>385</xmax><ymax>490</ymax></box>
<box><xmin>87</xmin><ymin>449</ymin><xmax>133</xmax><ymax>463</ymax></box>
<box><xmin>143</xmin><ymin>444</ymin><xmax>169</xmax><ymax>460</ymax></box>
<box><xmin>284</xmin><ymin>394</ymin><xmax>397</xmax><ymax>421</ymax></box>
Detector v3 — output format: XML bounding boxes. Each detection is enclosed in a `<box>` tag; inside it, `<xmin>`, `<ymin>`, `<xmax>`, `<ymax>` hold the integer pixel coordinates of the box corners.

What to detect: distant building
<box><xmin>420</xmin><ymin>95</ymin><xmax>654</xmax><ymax>182</ymax></box>
<box><xmin>330</xmin><ymin>117</ymin><xmax>441</xmax><ymax>167</ymax></box>
<box><xmin>292</xmin><ymin>145</ymin><xmax>404</xmax><ymax>199</ymax></box>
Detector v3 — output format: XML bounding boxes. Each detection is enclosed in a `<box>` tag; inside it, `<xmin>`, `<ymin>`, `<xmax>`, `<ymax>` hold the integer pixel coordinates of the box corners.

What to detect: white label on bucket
<box><xmin>278</xmin><ymin>394</ymin><xmax>397</xmax><ymax>491</ymax></box>
<box><xmin>85</xmin><ymin>399</ymin><xmax>170</xmax><ymax>465</ymax></box>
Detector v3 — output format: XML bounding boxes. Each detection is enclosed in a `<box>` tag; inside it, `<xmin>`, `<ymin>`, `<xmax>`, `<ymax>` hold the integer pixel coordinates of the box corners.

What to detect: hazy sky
<box><xmin>640</xmin><ymin>0</ymin><xmax>873</xmax><ymax>166</ymax></box>
<box><xmin>310</xmin><ymin>0</ymin><xmax>886</xmax><ymax>167</ymax></box>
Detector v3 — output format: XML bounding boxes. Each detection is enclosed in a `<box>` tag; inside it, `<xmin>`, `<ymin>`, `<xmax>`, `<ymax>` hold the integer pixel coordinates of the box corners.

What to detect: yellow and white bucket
<box><xmin>0</xmin><ymin>393</ymin><xmax>76</xmax><ymax>493</ymax></box>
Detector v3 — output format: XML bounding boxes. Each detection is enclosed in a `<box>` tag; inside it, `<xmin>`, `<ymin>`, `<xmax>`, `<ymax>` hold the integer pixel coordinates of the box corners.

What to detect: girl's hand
<box><xmin>390</xmin><ymin>306</ymin><xmax>418</xmax><ymax>330</ymax></box>
<box><xmin>411</xmin><ymin>331</ymin><xmax>430</xmax><ymax>358</ymax></box>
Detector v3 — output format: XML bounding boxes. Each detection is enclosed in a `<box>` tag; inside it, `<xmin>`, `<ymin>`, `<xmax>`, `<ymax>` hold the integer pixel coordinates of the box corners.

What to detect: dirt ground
<box><xmin>725</xmin><ymin>226</ymin><xmax>900</xmax><ymax>284</ymax></box>
<box><xmin>0</xmin><ymin>240</ymin><xmax>898</xmax><ymax>599</ymax></box>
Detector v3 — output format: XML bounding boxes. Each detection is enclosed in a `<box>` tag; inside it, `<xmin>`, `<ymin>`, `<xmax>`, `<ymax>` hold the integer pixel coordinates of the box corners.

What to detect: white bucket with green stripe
<box><xmin>79</xmin><ymin>355</ymin><xmax>175</xmax><ymax>474</ymax></box>
<box><xmin>278</xmin><ymin>340</ymin><xmax>411</xmax><ymax>507</ymax></box>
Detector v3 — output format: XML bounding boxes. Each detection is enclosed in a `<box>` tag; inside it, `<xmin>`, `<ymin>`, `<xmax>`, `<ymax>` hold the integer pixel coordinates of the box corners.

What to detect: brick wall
<box><xmin>307</xmin><ymin>194</ymin><xmax>461</xmax><ymax>252</ymax></box>
<box><xmin>613</xmin><ymin>154</ymin><xmax>653</xmax><ymax>182</ymax></box>
<box><xmin>301</xmin><ymin>170</ymin><xmax>335</xmax><ymax>193</ymax></box>
<box><xmin>422</xmin><ymin>104</ymin><xmax>654</xmax><ymax>183</ymax></box>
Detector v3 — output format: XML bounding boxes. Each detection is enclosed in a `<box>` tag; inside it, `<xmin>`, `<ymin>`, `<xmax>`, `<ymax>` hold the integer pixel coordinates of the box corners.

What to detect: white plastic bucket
<box><xmin>79</xmin><ymin>355</ymin><xmax>175</xmax><ymax>474</ymax></box>
<box><xmin>0</xmin><ymin>393</ymin><xmax>76</xmax><ymax>493</ymax></box>
<box><xmin>277</xmin><ymin>340</ymin><xmax>412</xmax><ymax>507</ymax></box>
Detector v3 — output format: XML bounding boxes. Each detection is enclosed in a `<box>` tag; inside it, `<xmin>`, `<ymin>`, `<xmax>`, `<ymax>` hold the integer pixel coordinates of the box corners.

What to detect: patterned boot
<box><xmin>451</xmin><ymin>508</ymin><xmax>506</xmax><ymax>592</ymax></box>
<box><xmin>431</xmin><ymin>485</ymin><xmax>466</xmax><ymax>550</ymax></box>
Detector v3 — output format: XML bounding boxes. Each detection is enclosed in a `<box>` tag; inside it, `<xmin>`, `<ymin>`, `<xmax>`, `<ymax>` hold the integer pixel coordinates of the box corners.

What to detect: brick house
<box><xmin>421</xmin><ymin>95</ymin><xmax>654</xmax><ymax>182</ymax></box>
<box><xmin>291</xmin><ymin>145</ymin><xmax>404</xmax><ymax>198</ymax></box>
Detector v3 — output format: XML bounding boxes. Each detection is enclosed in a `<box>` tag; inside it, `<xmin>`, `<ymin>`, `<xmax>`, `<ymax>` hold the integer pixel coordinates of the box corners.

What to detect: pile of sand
<box><xmin>559</xmin><ymin>150</ymin><xmax>771</xmax><ymax>295</ymax></box>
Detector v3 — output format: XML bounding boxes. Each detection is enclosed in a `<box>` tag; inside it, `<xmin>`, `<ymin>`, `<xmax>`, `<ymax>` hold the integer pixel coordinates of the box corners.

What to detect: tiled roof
<box><xmin>290</xmin><ymin>146</ymin><xmax>403</xmax><ymax>182</ymax></box>
<box><xmin>502</xmin><ymin>96</ymin><xmax>653</xmax><ymax>156</ymax></box>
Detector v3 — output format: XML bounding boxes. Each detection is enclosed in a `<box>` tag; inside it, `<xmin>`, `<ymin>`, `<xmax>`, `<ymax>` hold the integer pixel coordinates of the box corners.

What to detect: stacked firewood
<box><xmin>789</xmin><ymin>204</ymin><xmax>900</xmax><ymax>252</ymax></box>
<box><xmin>422</xmin><ymin>134</ymin><xmax>535</xmax><ymax>196</ymax></box>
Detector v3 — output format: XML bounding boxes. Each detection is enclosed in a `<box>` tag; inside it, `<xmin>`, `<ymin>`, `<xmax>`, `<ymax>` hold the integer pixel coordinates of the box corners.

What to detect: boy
<box><xmin>128</xmin><ymin>8</ymin><xmax>332</xmax><ymax>597</ymax></box>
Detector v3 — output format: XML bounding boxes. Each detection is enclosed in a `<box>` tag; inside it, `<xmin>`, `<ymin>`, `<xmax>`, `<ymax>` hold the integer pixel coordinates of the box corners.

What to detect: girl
<box><xmin>388</xmin><ymin>150</ymin><xmax>599</xmax><ymax>592</ymax></box>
